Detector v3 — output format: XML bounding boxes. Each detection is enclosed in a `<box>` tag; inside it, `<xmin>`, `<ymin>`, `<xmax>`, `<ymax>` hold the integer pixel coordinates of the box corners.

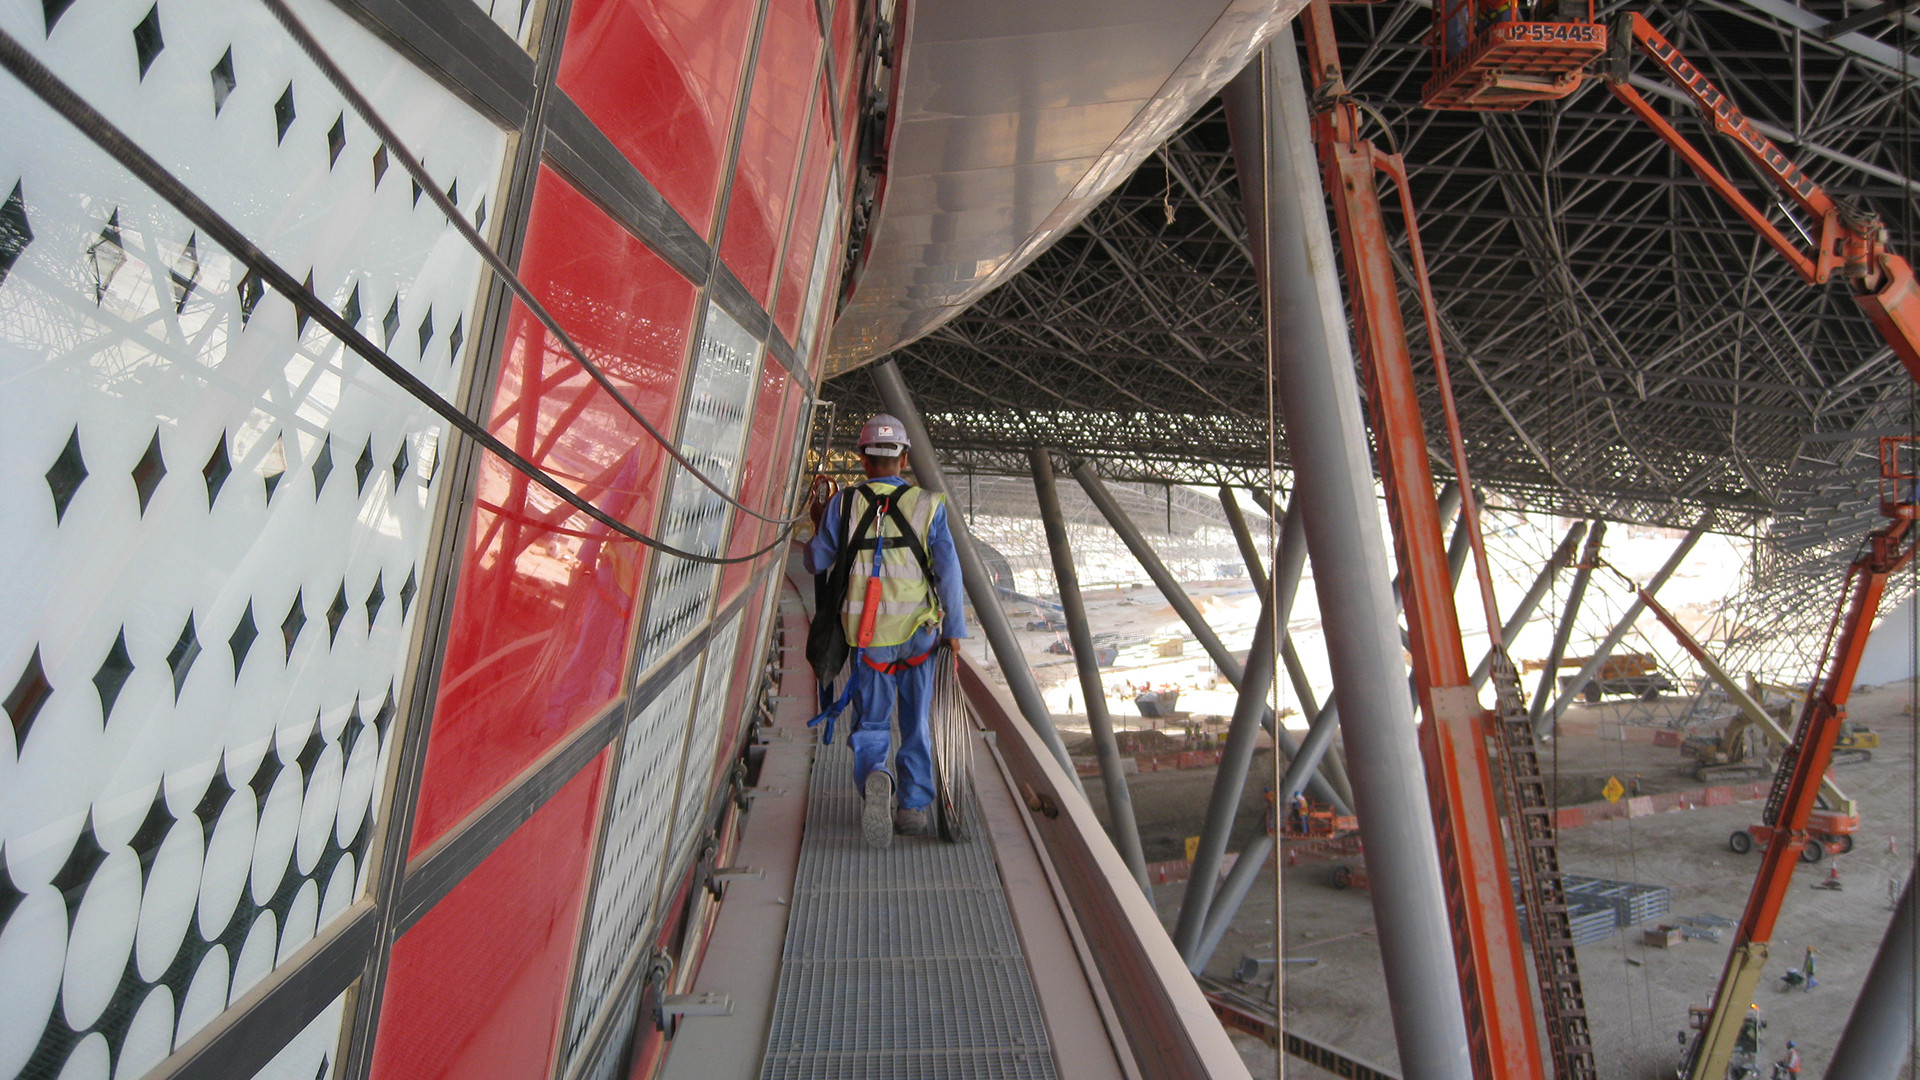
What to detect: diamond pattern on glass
<box><xmin>133</xmin><ymin>4</ymin><xmax>163</xmax><ymax>79</ymax></box>
<box><xmin>327</xmin><ymin>113</ymin><xmax>346</xmax><ymax>169</ymax></box>
<box><xmin>229</xmin><ymin>603</ymin><xmax>258</xmax><ymax>674</ymax></box>
<box><xmin>88</xmin><ymin>208</ymin><xmax>125</xmax><ymax>302</ymax></box>
<box><xmin>281</xmin><ymin>592</ymin><xmax>306</xmax><ymax>659</ymax></box>
<box><xmin>210</xmin><ymin>46</ymin><xmax>236</xmax><ymax>115</ymax></box>
<box><xmin>274</xmin><ymin>82</ymin><xmax>295</xmax><ymax>143</ymax></box>
<box><xmin>1</xmin><ymin>0</ymin><xmax>511</xmax><ymax>1068</ymax></box>
<box><xmin>237</xmin><ymin>267</ymin><xmax>262</xmax><ymax>323</ymax></box>
<box><xmin>364</xmin><ymin>573</ymin><xmax>384</xmax><ymax>630</ymax></box>
<box><xmin>310</xmin><ymin>434</ymin><xmax>333</xmax><ymax>494</ymax></box>
<box><xmin>132</xmin><ymin>431</ymin><xmax>166</xmax><ymax>514</ymax></box>
<box><xmin>339</xmin><ymin>281</ymin><xmax>361</xmax><ymax>330</ymax></box>
<box><xmin>203</xmin><ymin>434</ymin><xmax>232</xmax><ymax>505</ymax></box>
<box><xmin>6</xmin><ymin>646</ymin><xmax>52</xmax><ymax>751</ymax></box>
<box><xmin>0</xmin><ymin>180</ymin><xmax>33</xmax><ymax>286</ymax></box>
<box><xmin>167</xmin><ymin>615</ymin><xmax>200</xmax><ymax>699</ymax></box>
<box><xmin>93</xmin><ymin>629</ymin><xmax>134</xmax><ymax>721</ymax></box>
<box><xmin>43</xmin><ymin>0</ymin><xmax>77</xmax><ymax>34</ymax></box>
<box><xmin>353</xmin><ymin>438</ymin><xmax>373</xmax><ymax>494</ymax></box>
<box><xmin>325</xmin><ymin>585</ymin><xmax>348</xmax><ymax>644</ymax></box>
<box><xmin>168</xmin><ymin>231</ymin><xmax>199</xmax><ymax>312</ymax></box>
<box><xmin>45</xmin><ymin>425</ymin><xmax>86</xmax><ymax>522</ymax></box>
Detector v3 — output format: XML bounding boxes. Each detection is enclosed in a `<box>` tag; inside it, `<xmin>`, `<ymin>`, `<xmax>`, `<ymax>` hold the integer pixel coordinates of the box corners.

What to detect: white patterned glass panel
<box><xmin>796</xmin><ymin>175</ymin><xmax>841</xmax><ymax>360</ymax></box>
<box><xmin>634</xmin><ymin>303</ymin><xmax>761</xmax><ymax>671</ymax></box>
<box><xmin>0</xmin><ymin>1</ymin><xmax>508</xmax><ymax>1075</ymax></box>
<box><xmin>669</xmin><ymin>612</ymin><xmax>744</xmax><ymax>869</ymax></box>
<box><xmin>559</xmin><ymin>662</ymin><xmax>700</xmax><ymax>1073</ymax></box>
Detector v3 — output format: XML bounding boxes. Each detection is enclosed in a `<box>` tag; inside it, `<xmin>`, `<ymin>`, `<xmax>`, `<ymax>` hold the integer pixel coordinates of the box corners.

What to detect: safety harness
<box><xmin>808</xmin><ymin>481</ymin><xmax>942</xmax><ymax>742</ymax></box>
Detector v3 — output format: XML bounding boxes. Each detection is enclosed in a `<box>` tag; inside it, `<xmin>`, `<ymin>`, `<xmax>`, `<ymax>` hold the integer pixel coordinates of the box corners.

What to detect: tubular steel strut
<box><xmin>1301</xmin><ymin>3</ymin><xmax>1595</xmax><ymax>1077</ymax></box>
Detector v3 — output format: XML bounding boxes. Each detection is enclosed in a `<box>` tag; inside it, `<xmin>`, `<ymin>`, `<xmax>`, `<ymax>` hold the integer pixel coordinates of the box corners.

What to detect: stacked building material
<box><xmin>1563</xmin><ymin>875</ymin><xmax>1672</xmax><ymax>928</ymax></box>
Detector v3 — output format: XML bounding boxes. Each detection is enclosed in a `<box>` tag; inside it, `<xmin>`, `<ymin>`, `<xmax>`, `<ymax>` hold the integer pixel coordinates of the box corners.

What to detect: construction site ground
<box><xmin>1063</xmin><ymin>685</ymin><xmax>1920</xmax><ymax>1079</ymax></box>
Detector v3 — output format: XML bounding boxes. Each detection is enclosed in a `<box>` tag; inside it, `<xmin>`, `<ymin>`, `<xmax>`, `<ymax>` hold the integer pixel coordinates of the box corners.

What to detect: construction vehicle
<box><xmin>1755</xmin><ymin>680</ymin><xmax>1880</xmax><ymax>753</ymax></box>
<box><xmin>1682</xmin><ymin>709</ymin><xmax>1874</xmax><ymax>783</ymax></box>
<box><xmin>1727</xmin><ymin>809</ymin><xmax>1861</xmax><ymax>862</ymax></box>
<box><xmin>1548</xmin><ymin>652</ymin><xmax>1676</xmax><ymax>701</ymax></box>
<box><xmin>1264</xmin><ymin>789</ymin><xmax>1368</xmax><ymax>888</ymax></box>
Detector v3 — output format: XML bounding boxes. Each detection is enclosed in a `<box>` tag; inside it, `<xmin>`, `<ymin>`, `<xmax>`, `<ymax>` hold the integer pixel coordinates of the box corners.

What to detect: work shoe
<box><xmin>861</xmin><ymin>771</ymin><xmax>894</xmax><ymax>849</ymax></box>
<box><xmin>894</xmin><ymin>805</ymin><xmax>929</xmax><ymax>836</ymax></box>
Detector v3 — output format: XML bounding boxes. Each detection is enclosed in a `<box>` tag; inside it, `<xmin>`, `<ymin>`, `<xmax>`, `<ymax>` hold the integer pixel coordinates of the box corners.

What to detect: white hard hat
<box><xmin>856</xmin><ymin>413</ymin><xmax>910</xmax><ymax>457</ymax></box>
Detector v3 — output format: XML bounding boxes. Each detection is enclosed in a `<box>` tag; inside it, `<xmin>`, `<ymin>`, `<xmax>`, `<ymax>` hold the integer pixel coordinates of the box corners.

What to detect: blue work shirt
<box><xmin>805</xmin><ymin>476</ymin><xmax>969</xmax><ymax>640</ymax></box>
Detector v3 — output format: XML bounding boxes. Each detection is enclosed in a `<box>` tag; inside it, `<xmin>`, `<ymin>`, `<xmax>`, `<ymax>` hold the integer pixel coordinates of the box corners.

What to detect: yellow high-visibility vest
<box><xmin>839</xmin><ymin>483</ymin><xmax>943</xmax><ymax>648</ymax></box>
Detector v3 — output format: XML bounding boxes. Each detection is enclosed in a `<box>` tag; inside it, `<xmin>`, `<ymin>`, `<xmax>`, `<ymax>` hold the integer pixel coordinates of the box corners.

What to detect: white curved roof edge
<box><xmin>824</xmin><ymin>0</ymin><xmax>1310</xmax><ymax>377</ymax></box>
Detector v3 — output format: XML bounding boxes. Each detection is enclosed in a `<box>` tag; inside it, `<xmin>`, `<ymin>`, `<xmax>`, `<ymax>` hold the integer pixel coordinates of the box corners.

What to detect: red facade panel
<box><xmin>718</xmin><ymin>0</ymin><xmax>822</xmax><ymax>305</ymax></box>
<box><xmin>372</xmin><ymin>755</ymin><xmax>610</xmax><ymax>1080</ymax></box>
<box><xmin>559</xmin><ymin>0</ymin><xmax>758</xmax><ymax>238</ymax></box>
<box><xmin>412</xmin><ymin>168</ymin><xmax>697</xmax><ymax>853</ymax></box>
<box><xmin>773</xmin><ymin>99</ymin><xmax>834</xmax><ymax>342</ymax></box>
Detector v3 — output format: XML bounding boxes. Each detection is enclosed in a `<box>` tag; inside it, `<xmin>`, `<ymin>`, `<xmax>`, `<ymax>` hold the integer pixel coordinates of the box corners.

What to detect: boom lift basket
<box><xmin>1424</xmin><ymin>0</ymin><xmax>1606</xmax><ymax>109</ymax></box>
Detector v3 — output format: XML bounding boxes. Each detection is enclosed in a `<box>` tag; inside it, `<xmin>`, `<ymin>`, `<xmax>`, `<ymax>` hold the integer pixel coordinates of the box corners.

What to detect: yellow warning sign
<box><xmin>1602</xmin><ymin>776</ymin><xmax>1626</xmax><ymax>804</ymax></box>
<box><xmin>1185</xmin><ymin>836</ymin><xmax>1201</xmax><ymax>862</ymax></box>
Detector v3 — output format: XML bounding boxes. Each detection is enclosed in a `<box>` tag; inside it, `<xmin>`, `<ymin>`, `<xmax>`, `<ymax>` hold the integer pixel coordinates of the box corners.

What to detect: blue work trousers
<box><xmin>851</xmin><ymin>626</ymin><xmax>939</xmax><ymax>810</ymax></box>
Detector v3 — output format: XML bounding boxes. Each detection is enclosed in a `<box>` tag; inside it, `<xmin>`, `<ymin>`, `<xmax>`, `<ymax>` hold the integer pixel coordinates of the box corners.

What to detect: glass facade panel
<box><xmin>411</xmin><ymin>169</ymin><xmax>697</xmax><ymax>854</ymax></box>
<box><xmin>634</xmin><ymin>303</ymin><xmax>761</xmax><ymax>673</ymax></box>
<box><xmin>0</xmin><ymin>2</ymin><xmax>507</xmax><ymax>1074</ymax></box>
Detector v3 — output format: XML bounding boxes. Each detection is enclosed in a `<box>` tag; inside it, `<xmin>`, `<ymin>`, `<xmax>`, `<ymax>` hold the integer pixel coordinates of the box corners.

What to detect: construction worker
<box><xmin>1773</xmin><ymin>1040</ymin><xmax>1801</xmax><ymax>1077</ymax></box>
<box><xmin>806</xmin><ymin>413</ymin><xmax>968</xmax><ymax>848</ymax></box>
<box><xmin>1801</xmin><ymin>947</ymin><xmax>1817</xmax><ymax>990</ymax></box>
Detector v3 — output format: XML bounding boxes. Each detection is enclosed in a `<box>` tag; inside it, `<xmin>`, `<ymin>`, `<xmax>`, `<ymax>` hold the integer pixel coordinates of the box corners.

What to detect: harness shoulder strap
<box><xmin>831</xmin><ymin>486</ymin><xmax>881</xmax><ymax>585</ymax></box>
<box><xmin>883</xmin><ymin>498</ymin><xmax>939</xmax><ymax>593</ymax></box>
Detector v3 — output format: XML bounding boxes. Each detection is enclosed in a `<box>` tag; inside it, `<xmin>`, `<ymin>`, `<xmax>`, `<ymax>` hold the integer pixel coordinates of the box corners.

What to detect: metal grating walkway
<box><xmin>756</xmin><ymin>741</ymin><xmax>1060</xmax><ymax>1080</ymax></box>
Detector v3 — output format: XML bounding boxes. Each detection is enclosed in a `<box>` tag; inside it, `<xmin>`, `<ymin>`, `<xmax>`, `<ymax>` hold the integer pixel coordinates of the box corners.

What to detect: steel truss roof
<box><xmin>824</xmin><ymin>0</ymin><xmax>1920</xmax><ymax>675</ymax></box>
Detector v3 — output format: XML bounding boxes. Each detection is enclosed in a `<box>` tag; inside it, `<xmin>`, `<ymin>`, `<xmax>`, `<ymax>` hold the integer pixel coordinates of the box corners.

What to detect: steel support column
<box><xmin>868</xmin><ymin>360</ymin><xmax>1083</xmax><ymax>789</ymax></box>
<box><xmin>1220</xmin><ymin>486</ymin><xmax>1271</xmax><ymax>593</ymax></box>
<box><xmin>1191</xmin><ymin>499</ymin><xmax>1527</xmax><ymax>972</ymax></box>
<box><xmin>1539</xmin><ymin>519</ymin><xmax>1709</xmax><ymax>734</ymax></box>
<box><xmin>1218</xmin><ymin>484</ymin><xmax>1356</xmax><ymax>810</ymax></box>
<box><xmin>1073</xmin><ymin>461</ymin><xmax>1346</xmax><ymax>811</ymax></box>
<box><xmin>1225</xmin><ymin>34</ymin><xmax>1473</xmax><ymax>1079</ymax></box>
<box><xmin>1171</xmin><ymin>576</ymin><xmax>1278</xmax><ymax>959</ymax></box>
<box><xmin>1824</xmin><ymin>861</ymin><xmax>1919</xmax><ymax>1079</ymax></box>
<box><xmin>1031</xmin><ymin>446</ymin><xmax>1150</xmax><ymax>890</ymax></box>
<box><xmin>1529</xmin><ymin>521</ymin><xmax>1605</xmax><ymax>727</ymax></box>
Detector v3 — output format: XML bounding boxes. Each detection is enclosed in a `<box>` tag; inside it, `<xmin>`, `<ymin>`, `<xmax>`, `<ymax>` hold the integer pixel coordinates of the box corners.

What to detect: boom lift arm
<box><xmin>1301</xmin><ymin>4</ymin><xmax>1596</xmax><ymax>1075</ymax></box>
<box><xmin>1678</xmin><ymin>439</ymin><xmax>1918</xmax><ymax>1080</ymax></box>
<box><xmin>1604</xmin><ymin>12</ymin><xmax>1920</xmax><ymax>382</ymax></box>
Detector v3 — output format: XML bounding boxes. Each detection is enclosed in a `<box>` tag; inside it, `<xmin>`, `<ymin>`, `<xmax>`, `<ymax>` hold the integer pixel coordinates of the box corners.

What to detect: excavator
<box><xmin>1417</xmin><ymin>3</ymin><xmax>1920</xmax><ymax>1078</ymax></box>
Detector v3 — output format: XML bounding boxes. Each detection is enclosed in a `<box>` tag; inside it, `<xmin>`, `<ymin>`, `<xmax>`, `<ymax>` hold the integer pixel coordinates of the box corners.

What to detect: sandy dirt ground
<box><xmin>1066</xmin><ymin>687</ymin><xmax>1920</xmax><ymax>1079</ymax></box>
